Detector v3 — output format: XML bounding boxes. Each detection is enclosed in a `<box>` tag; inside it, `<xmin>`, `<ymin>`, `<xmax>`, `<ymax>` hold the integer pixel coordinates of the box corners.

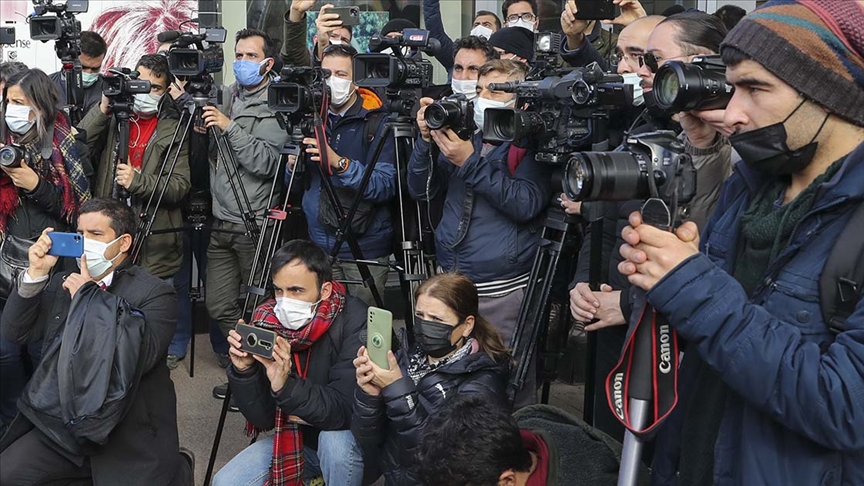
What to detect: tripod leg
<box><xmin>204</xmin><ymin>385</ymin><xmax>233</xmax><ymax>486</ymax></box>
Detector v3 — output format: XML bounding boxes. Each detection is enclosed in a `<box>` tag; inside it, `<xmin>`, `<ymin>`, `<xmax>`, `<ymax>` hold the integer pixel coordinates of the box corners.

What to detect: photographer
<box><xmin>48</xmin><ymin>31</ymin><xmax>107</xmax><ymax>114</ymax></box>
<box><xmin>282</xmin><ymin>1</ymin><xmax>354</xmax><ymax>68</ymax></box>
<box><xmin>78</xmin><ymin>54</ymin><xmax>190</xmax><ymax>281</ymax></box>
<box><xmin>286</xmin><ymin>43</ymin><xmax>396</xmax><ymax>306</ymax></box>
<box><xmin>618</xmin><ymin>1</ymin><xmax>864</xmax><ymax>484</ymax></box>
<box><xmin>408</xmin><ymin>59</ymin><xmax>552</xmax><ymax>368</ymax></box>
<box><xmin>424</xmin><ymin>0</ymin><xmax>502</xmax><ymax>73</ymax></box>
<box><xmin>213</xmin><ymin>240</ymin><xmax>366</xmax><ymax>486</ymax></box>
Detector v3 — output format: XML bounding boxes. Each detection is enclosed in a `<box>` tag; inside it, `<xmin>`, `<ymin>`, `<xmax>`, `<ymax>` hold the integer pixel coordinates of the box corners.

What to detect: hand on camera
<box><xmin>570</xmin><ymin>283</ymin><xmax>626</xmax><ymax>330</ymax></box>
<box><xmin>202</xmin><ymin>106</ymin><xmax>230</xmax><ymax>132</ymax></box>
<box><xmin>679</xmin><ymin>109</ymin><xmax>733</xmax><ymax>149</ymax></box>
<box><xmin>619</xmin><ymin>211</ymin><xmax>700</xmax><ymax>291</ymax></box>
<box><xmin>353</xmin><ymin>346</ymin><xmax>382</xmax><ymax>396</ymax></box>
<box><xmin>289</xmin><ymin>0</ymin><xmax>316</xmax><ymax>22</ymax></box>
<box><xmin>227</xmin><ymin>325</ymin><xmax>256</xmax><ymax>371</ymax></box>
<box><xmin>604</xmin><ymin>0</ymin><xmax>648</xmax><ymax>27</ymax></box>
<box><xmin>560</xmin><ymin>193</ymin><xmax>582</xmax><ymax>215</ymax></box>
<box><xmin>356</xmin><ymin>346</ymin><xmax>403</xmax><ymax>389</ymax></box>
<box><xmin>302</xmin><ymin>137</ymin><xmax>341</xmax><ymax>169</ymax></box>
<box><xmin>0</xmin><ymin>153</ymin><xmax>38</xmax><ymax>191</ymax></box>
<box><xmin>62</xmin><ymin>254</ymin><xmax>93</xmax><ymax>298</ymax></box>
<box><xmin>99</xmin><ymin>94</ymin><xmax>112</xmax><ymax>116</ymax></box>
<box><xmin>255</xmin><ymin>336</ymin><xmax>293</xmax><ymax>393</ymax></box>
<box><xmin>27</xmin><ymin>228</ymin><xmax>60</xmax><ymax>281</ymax></box>
<box><xmin>430</xmin><ymin>128</ymin><xmax>474</xmax><ymax>167</ymax></box>
<box><xmin>115</xmin><ymin>163</ymin><xmax>136</xmax><ymax>189</ymax></box>
<box><xmin>416</xmin><ymin>97</ymin><xmax>434</xmax><ymax>142</ymax></box>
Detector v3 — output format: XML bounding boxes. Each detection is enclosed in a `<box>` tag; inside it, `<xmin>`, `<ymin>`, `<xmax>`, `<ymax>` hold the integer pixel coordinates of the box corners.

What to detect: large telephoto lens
<box><xmin>653</xmin><ymin>60</ymin><xmax>733</xmax><ymax>113</ymax></box>
<box><xmin>425</xmin><ymin>100</ymin><xmax>460</xmax><ymax>131</ymax></box>
<box><xmin>563</xmin><ymin>152</ymin><xmax>649</xmax><ymax>202</ymax></box>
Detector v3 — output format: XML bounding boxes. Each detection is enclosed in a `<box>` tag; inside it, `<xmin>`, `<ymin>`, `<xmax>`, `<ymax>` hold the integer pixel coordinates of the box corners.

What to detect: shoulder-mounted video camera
<box><xmin>167</xmin><ymin>28</ymin><xmax>227</xmax><ymax>77</ymax></box>
<box><xmin>652</xmin><ymin>55</ymin><xmax>733</xmax><ymax>115</ymax></box>
<box><xmin>29</xmin><ymin>0</ymin><xmax>87</xmax><ymax>43</ymax></box>
<box><xmin>354</xmin><ymin>29</ymin><xmax>438</xmax><ymax>89</ymax></box>
<box><xmin>269</xmin><ymin>66</ymin><xmax>330</xmax><ymax>137</ymax></box>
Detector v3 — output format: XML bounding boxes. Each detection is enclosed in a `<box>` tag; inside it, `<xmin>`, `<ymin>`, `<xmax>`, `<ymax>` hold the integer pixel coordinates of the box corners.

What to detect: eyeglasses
<box><xmin>640</xmin><ymin>53</ymin><xmax>690</xmax><ymax>73</ymax></box>
<box><xmin>610</xmin><ymin>52</ymin><xmax>644</xmax><ymax>70</ymax></box>
<box><xmin>506</xmin><ymin>12</ymin><xmax>536</xmax><ymax>23</ymax></box>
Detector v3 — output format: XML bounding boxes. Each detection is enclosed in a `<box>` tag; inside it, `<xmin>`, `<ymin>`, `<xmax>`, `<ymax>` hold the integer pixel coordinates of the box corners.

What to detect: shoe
<box><xmin>217</xmin><ymin>354</ymin><xmax>231</xmax><ymax>369</ymax></box>
<box><xmin>166</xmin><ymin>354</ymin><xmax>184</xmax><ymax>370</ymax></box>
<box><xmin>212</xmin><ymin>382</ymin><xmax>228</xmax><ymax>400</ymax></box>
<box><xmin>228</xmin><ymin>395</ymin><xmax>239</xmax><ymax>413</ymax></box>
<box><xmin>179</xmin><ymin>447</ymin><xmax>195</xmax><ymax>485</ymax></box>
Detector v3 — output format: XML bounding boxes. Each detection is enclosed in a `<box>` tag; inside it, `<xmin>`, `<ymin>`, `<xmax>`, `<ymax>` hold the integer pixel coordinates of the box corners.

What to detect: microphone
<box><xmin>157</xmin><ymin>30</ymin><xmax>183</xmax><ymax>44</ymax></box>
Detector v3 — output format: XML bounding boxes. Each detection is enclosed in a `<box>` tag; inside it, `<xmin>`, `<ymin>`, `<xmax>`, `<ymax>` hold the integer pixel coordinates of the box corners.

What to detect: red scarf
<box><xmin>244</xmin><ymin>282</ymin><xmax>346</xmax><ymax>486</ymax></box>
<box><xmin>522</xmin><ymin>430</ymin><xmax>551</xmax><ymax>486</ymax></box>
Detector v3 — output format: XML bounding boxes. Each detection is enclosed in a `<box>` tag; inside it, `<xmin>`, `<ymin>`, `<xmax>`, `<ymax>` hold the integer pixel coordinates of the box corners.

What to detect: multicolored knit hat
<box><xmin>721</xmin><ymin>0</ymin><xmax>864</xmax><ymax>126</ymax></box>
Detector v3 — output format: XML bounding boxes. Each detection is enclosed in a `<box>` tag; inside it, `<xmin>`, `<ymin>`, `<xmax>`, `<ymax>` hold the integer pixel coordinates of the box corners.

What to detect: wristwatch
<box><xmin>335</xmin><ymin>157</ymin><xmax>350</xmax><ymax>173</ymax></box>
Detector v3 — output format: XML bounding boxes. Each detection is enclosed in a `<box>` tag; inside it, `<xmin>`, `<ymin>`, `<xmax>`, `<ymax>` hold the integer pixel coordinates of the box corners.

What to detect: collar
<box><xmin>238</xmin><ymin>77</ymin><xmax>271</xmax><ymax>101</ymax></box>
<box><xmin>331</xmin><ymin>93</ymin><xmax>365</xmax><ymax>119</ymax></box>
<box><xmin>99</xmin><ymin>272</ymin><xmax>115</xmax><ymax>289</ymax></box>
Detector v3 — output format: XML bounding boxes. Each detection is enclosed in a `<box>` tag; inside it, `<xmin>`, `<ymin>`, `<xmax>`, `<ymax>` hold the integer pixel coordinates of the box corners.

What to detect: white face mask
<box><xmin>451</xmin><ymin>78</ymin><xmax>478</xmax><ymax>101</ymax></box>
<box><xmin>274</xmin><ymin>296</ymin><xmax>321</xmax><ymax>330</ymax></box>
<box><xmin>474</xmin><ymin>95</ymin><xmax>514</xmax><ymax>132</ymax></box>
<box><xmin>470</xmin><ymin>25</ymin><xmax>494</xmax><ymax>40</ymax></box>
<box><xmin>621</xmin><ymin>73</ymin><xmax>644</xmax><ymax>106</ymax></box>
<box><xmin>508</xmin><ymin>19</ymin><xmax>535</xmax><ymax>32</ymax></box>
<box><xmin>328</xmin><ymin>76</ymin><xmax>355</xmax><ymax>108</ymax></box>
<box><xmin>77</xmin><ymin>236</ymin><xmax>122</xmax><ymax>278</ymax></box>
<box><xmin>133</xmin><ymin>93</ymin><xmax>161</xmax><ymax>115</ymax></box>
<box><xmin>5</xmin><ymin>104</ymin><xmax>35</xmax><ymax>135</ymax></box>
<box><xmin>328</xmin><ymin>38</ymin><xmax>343</xmax><ymax>46</ymax></box>
<box><xmin>82</xmin><ymin>72</ymin><xmax>100</xmax><ymax>88</ymax></box>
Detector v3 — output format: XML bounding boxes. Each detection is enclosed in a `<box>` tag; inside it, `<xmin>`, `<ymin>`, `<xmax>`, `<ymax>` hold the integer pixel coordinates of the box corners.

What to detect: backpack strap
<box><xmin>363</xmin><ymin>110</ymin><xmax>388</xmax><ymax>155</ymax></box>
<box><xmin>819</xmin><ymin>200</ymin><xmax>864</xmax><ymax>335</ymax></box>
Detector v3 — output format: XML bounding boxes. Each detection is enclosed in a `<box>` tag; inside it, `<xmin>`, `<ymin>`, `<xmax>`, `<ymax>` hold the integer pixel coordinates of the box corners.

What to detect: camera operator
<box><xmin>0</xmin><ymin>199</ymin><xmax>186</xmax><ymax>486</ymax></box>
<box><xmin>286</xmin><ymin>43</ymin><xmax>396</xmax><ymax>306</ymax></box>
<box><xmin>282</xmin><ymin>1</ymin><xmax>354</xmax><ymax>68</ymax></box>
<box><xmin>409</xmin><ymin>59</ymin><xmax>552</xmax><ymax>386</ymax></box>
<box><xmin>618</xmin><ymin>1</ymin><xmax>864</xmax><ymax>483</ymax></box>
<box><xmin>202</xmin><ymin>28</ymin><xmax>289</xmax><ymax>401</ymax></box>
<box><xmin>424</xmin><ymin>0</ymin><xmax>502</xmax><ymax>73</ymax></box>
<box><xmin>489</xmin><ymin>27</ymin><xmax>535</xmax><ymax>65</ymax></box>
<box><xmin>48</xmin><ymin>31</ymin><xmax>107</xmax><ymax>114</ymax></box>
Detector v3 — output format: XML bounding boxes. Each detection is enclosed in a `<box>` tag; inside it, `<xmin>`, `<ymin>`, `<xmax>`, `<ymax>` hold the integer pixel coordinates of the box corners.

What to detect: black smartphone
<box><xmin>236</xmin><ymin>322</ymin><xmax>276</xmax><ymax>360</ymax></box>
<box><xmin>324</xmin><ymin>6</ymin><xmax>361</xmax><ymax>27</ymax></box>
<box><xmin>574</xmin><ymin>0</ymin><xmax>616</xmax><ymax>21</ymax></box>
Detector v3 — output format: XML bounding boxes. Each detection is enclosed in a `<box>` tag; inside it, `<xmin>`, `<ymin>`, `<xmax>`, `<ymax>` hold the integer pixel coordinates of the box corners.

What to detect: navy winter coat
<box><xmin>647</xmin><ymin>142</ymin><xmax>864</xmax><ymax>486</ymax></box>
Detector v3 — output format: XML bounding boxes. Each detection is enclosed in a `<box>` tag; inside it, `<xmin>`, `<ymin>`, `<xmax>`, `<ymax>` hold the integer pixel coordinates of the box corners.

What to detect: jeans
<box><xmin>0</xmin><ymin>306</ymin><xmax>42</xmax><ymax>428</ymax></box>
<box><xmin>212</xmin><ymin>430</ymin><xmax>364</xmax><ymax>486</ymax></box>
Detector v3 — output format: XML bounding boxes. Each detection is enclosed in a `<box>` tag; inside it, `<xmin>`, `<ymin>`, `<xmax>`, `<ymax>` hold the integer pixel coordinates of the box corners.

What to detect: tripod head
<box><xmin>382</xmin><ymin>88</ymin><xmax>418</xmax><ymax>123</ymax></box>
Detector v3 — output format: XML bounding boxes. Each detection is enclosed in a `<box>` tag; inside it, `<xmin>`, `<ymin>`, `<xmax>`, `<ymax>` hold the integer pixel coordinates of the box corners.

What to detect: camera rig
<box><xmin>101</xmin><ymin>67</ymin><xmax>151</xmax><ymax>200</ymax></box>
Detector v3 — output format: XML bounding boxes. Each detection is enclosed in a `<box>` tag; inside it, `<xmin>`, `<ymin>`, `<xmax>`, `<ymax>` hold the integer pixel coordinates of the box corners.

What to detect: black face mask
<box><xmin>730</xmin><ymin>99</ymin><xmax>829</xmax><ymax>176</ymax></box>
<box><xmin>414</xmin><ymin>318</ymin><xmax>463</xmax><ymax>359</ymax></box>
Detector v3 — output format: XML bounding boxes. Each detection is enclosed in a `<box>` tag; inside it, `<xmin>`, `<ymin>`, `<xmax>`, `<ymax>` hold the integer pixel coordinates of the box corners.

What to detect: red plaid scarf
<box><xmin>244</xmin><ymin>282</ymin><xmax>346</xmax><ymax>486</ymax></box>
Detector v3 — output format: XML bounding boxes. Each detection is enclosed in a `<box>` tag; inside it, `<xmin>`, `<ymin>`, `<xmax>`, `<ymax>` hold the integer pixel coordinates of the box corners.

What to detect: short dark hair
<box><xmin>416</xmin><ymin>395</ymin><xmax>532</xmax><ymax>486</ymax></box>
<box><xmin>79</xmin><ymin>31</ymin><xmax>107</xmax><ymax>59</ymax></box>
<box><xmin>502</xmin><ymin>0</ymin><xmax>538</xmax><ymax>18</ymax></box>
<box><xmin>714</xmin><ymin>4</ymin><xmax>747</xmax><ymax>31</ymax></box>
<box><xmin>0</xmin><ymin>62</ymin><xmax>28</xmax><ymax>84</ymax></box>
<box><xmin>322</xmin><ymin>43</ymin><xmax>359</xmax><ymax>61</ymax></box>
<box><xmin>135</xmin><ymin>54</ymin><xmax>175</xmax><ymax>87</ymax></box>
<box><xmin>661</xmin><ymin>11</ymin><xmax>728</xmax><ymax>56</ymax></box>
<box><xmin>79</xmin><ymin>198</ymin><xmax>138</xmax><ymax>241</ymax></box>
<box><xmin>475</xmin><ymin>10</ymin><xmax>502</xmax><ymax>30</ymax></box>
<box><xmin>270</xmin><ymin>240</ymin><xmax>333</xmax><ymax>288</ymax></box>
<box><xmin>454</xmin><ymin>36</ymin><xmax>499</xmax><ymax>63</ymax></box>
<box><xmin>721</xmin><ymin>44</ymin><xmax>752</xmax><ymax>68</ymax></box>
<box><xmin>235</xmin><ymin>28</ymin><xmax>280</xmax><ymax>61</ymax></box>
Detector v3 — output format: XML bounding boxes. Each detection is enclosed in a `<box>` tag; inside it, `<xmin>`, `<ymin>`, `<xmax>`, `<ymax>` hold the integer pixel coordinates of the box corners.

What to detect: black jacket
<box><xmin>228</xmin><ymin>294</ymin><xmax>367</xmax><ymax>450</ymax></box>
<box><xmin>352</xmin><ymin>339</ymin><xmax>510</xmax><ymax>486</ymax></box>
<box><xmin>0</xmin><ymin>260</ymin><xmax>181</xmax><ymax>486</ymax></box>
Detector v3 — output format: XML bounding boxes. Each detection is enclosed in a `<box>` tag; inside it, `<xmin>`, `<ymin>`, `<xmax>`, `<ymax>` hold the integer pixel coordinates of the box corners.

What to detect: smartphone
<box><xmin>0</xmin><ymin>27</ymin><xmax>15</xmax><ymax>46</ymax></box>
<box><xmin>367</xmin><ymin>307</ymin><xmax>393</xmax><ymax>370</ymax></box>
<box><xmin>574</xmin><ymin>0</ymin><xmax>616</xmax><ymax>21</ymax></box>
<box><xmin>236</xmin><ymin>322</ymin><xmax>276</xmax><ymax>360</ymax></box>
<box><xmin>324</xmin><ymin>6</ymin><xmax>361</xmax><ymax>27</ymax></box>
<box><xmin>47</xmin><ymin>232</ymin><xmax>83</xmax><ymax>258</ymax></box>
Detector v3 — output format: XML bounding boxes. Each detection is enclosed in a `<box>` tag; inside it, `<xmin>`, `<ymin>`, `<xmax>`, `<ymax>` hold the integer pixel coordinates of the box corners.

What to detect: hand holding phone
<box><xmin>323</xmin><ymin>6</ymin><xmax>361</xmax><ymax>26</ymax></box>
<box><xmin>236</xmin><ymin>322</ymin><xmax>277</xmax><ymax>360</ymax></box>
<box><xmin>47</xmin><ymin>232</ymin><xmax>84</xmax><ymax>258</ymax></box>
<box><xmin>575</xmin><ymin>0</ymin><xmax>616</xmax><ymax>21</ymax></box>
<box><xmin>367</xmin><ymin>307</ymin><xmax>393</xmax><ymax>370</ymax></box>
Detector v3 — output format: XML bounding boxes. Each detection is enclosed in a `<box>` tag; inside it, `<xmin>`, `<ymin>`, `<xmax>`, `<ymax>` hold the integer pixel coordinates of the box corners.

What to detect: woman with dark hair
<box><xmin>352</xmin><ymin>272</ymin><xmax>511</xmax><ymax>485</ymax></box>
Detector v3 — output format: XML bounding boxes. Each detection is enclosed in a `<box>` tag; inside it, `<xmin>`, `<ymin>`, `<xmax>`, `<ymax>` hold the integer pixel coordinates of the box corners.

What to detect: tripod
<box><xmin>108</xmin><ymin>100</ymin><xmax>135</xmax><ymax>201</ymax></box>
<box><xmin>55</xmin><ymin>38</ymin><xmax>85</xmax><ymax>125</ymax></box>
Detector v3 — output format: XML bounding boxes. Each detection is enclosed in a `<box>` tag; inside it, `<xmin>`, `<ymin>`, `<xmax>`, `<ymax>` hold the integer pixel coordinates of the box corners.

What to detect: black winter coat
<box><xmin>228</xmin><ymin>295</ymin><xmax>367</xmax><ymax>450</ymax></box>
<box><xmin>0</xmin><ymin>260</ymin><xmax>181</xmax><ymax>486</ymax></box>
<box><xmin>352</xmin><ymin>339</ymin><xmax>510</xmax><ymax>486</ymax></box>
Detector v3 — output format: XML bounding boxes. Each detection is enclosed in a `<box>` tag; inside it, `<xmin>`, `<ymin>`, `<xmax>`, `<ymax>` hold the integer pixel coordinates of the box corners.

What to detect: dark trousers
<box><xmin>0</xmin><ymin>428</ymin><xmax>91</xmax><ymax>486</ymax></box>
<box><xmin>0</xmin><ymin>305</ymin><xmax>42</xmax><ymax>429</ymax></box>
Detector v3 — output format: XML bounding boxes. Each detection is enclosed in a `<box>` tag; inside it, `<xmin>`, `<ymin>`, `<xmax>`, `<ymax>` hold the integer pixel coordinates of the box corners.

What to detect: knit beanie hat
<box><xmin>721</xmin><ymin>0</ymin><xmax>864</xmax><ymax>126</ymax></box>
<box><xmin>489</xmin><ymin>27</ymin><xmax>535</xmax><ymax>62</ymax></box>
<box><xmin>381</xmin><ymin>18</ymin><xmax>417</xmax><ymax>37</ymax></box>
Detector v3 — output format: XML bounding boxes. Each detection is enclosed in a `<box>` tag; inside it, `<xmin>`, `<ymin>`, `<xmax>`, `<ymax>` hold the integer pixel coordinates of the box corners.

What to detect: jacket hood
<box><xmin>358</xmin><ymin>88</ymin><xmax>382</xmax><ymax>110</ymax></box>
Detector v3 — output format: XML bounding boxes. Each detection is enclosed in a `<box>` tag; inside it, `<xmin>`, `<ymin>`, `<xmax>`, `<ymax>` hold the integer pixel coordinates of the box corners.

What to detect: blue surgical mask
<box><xmin>82</xmin><ymin>72</ymin><xmax>100</xmax><ymax>88</ymax></box>
<box><xmin>133</xmin><ymin>93</ymin><xmax>161</xmax><ymax>115</ymax></box>
<box><xmin>233</xmin><ymin>58</ymin><xmax>271</xmax><ymax>88</ymax></box>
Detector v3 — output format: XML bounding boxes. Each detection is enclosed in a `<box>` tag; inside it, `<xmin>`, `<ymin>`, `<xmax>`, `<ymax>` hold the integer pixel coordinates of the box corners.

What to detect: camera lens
<box><xmin>563</xmin><ymin>151</ymin><xmax>647</xmax><ymax>202</ymax></box>
<box><xmin>484</xmin><ymin>109</ymin><xmax>516</xmax><ymax>142</ymax></box>
<box><xmin>653</xmin><ymin>60</ymin><xmax>733</xmax><ymax>113</ymax></box>
<box><xmin>425</xmin><ymin>101</ymin><xmax>458</xmax><ymax>130</ymax></box>
<box><xmin>0</xmin><ymin>146</ymin><xmax>22</xmax><ymax>168</ymax></box>
<box><xmin>246</xmin><ymin>334</ymin><xmax>258</xmax><ymax>347</ymax></box>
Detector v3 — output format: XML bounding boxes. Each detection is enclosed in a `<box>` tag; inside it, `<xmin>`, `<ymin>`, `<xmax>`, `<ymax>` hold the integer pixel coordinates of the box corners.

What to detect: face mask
<box><xmin>328</xmin><ymin>76</ymin><xmax>355</xmax><ymax>108</ymax></box>
<box><xmin>82</xmin><ymin>72</ymin><xmax>100</xmax><ymax>88</ymax></box>
<box><xmin>414</xmin><ymin>318</ymin><xmax>462</xmax><ymax>358</ymax></box>
<box><xmin>451</xmin><ymin>78</ymin><xmax>478</xmax><ymax>101</ymax></box>
<box><xmin>474</xmin><ymin>96</ymin><xmax>514</xmax><ymax>132</ymax></box>
<box><xmin>508</xmin><ymin>19</ymin><xmax>535</xmax><ymax>32</ymax></box>
<box><xmin>274</xmin><ymin>296</ymin><xmax>321</xmax><ymax>330</ymax></box>
<box><xmin>729</xmin><ymin>99</ymin><xmax>828</xmax><ymax>176</ymax></box>
<box><xmin>5</xmin><ymin>104</ymin><xmax>35</xmax><ymax>135</ymax></box>
<box><xmin>621</xmin><ymin>73</ymin><xmax>644</xmax><ymax>106</ymax></box>
<box><xmin>77</xmin><ymin>236</ymin><xmax>122</xmax><ymax>278</ymax></box>
<box><xmin>133</xmin><ymin>93</ymin><xmax>161</xmax><ymax>115</ymax></box>
<box><xmin>470</xmin><ymin>25</ymin><xmax>494</xmax><ymax>40</ymax></box>
<box><xmin>233</xmin><ymin>58</ymin><xmax>270</xmax><ymax>88</ymax></box>
<box><xmin>329</xmin><ymin>38</ymin><xmax>343</xmax><ymax>46</ymax></box>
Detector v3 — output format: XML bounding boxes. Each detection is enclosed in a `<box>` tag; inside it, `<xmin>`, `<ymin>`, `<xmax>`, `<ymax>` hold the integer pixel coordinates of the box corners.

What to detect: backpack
<box><xmin>819</xmin><ymin>200</ymin><xmax>864</xmax><ymax>335</ymax></box>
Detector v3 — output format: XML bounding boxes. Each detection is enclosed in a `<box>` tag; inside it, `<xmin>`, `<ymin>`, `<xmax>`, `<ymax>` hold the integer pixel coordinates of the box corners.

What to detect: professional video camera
<box><xmin>424</xmin><ymin>93</ymin><xmax>475</xmax><ymax>140</ymax></box>
<box><xmin>0</xmin><ymin>144</ymin><xmax>29</xmax><ymax>168</ymax></box>
<box><xmin>562</xmin><ymin>131</ymin><xmax>696</xmax><ymax>204</ymax></box>
<box><xmin>29</xmin><ymin>0</ymin><xmax>87</xmax><ymax>42</ymax></box>
<box><xmin>268</xmin><ymin>66</ymin><xmax>329</xmax><ymax>136</ymax></box>
<box><xmin>354</xmin><ymin>28</ymin><xmax>438</xmax><ymax>89</ymax></box>
<box><xmin>167</xmin><ymin>28</ymin><xmax>227</xmax><ymax>77</ymax></box>
<box><xmin>483</xmin><ymin>63</ymin><xmax>633</xmax><ymax>164</ymax></box>
<box><xmin>101</xmin><ymin>67</ymin><xmax>151</xmax><ymax>114</ymax></box>
<box><xmin>652</xmin><ymin>55</ymin><xmax>733</xmax><ymax>114</ymax></box>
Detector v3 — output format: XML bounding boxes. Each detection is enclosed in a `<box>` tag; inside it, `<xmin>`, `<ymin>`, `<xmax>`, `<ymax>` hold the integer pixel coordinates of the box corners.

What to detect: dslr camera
<box><xmin>652</xmin><ymin>55</ymin><xmax>733</xmax><ymax>114</ymax></box>
<box><xmin>29</xmin><ymin>0</ymin><xmax>87</xmax><ymax>43</ymax></box>
<box><xmin>563</xmin><ymin>131</ymin><xmax>696</xmax><ymax>205</ymax></box>
<box><xmin>424</xmin><ymin>93</ymin><xmax>475</xmax><ymax>140</ymax></box>
<box><xmin>0</xmin><ymin>144</ymin><xmax>29</xmax><ymax>168</ymax></box>
<box><xmin>354</xmin><ymin>29</ymin><xmax>438</xmax><ymax>89</ymax></box>
<box><xmin>269</xmin><ymin>66</ymin><xmax>329</xmax><ymax>136</ymax></box>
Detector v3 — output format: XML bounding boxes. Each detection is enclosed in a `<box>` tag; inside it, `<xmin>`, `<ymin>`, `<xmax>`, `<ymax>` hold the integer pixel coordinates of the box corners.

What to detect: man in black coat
<box><xmin>0</xmin><ymin>198</ymin><xmax>184</xmax><ymax>486</ymax></box>
<box><xmin>213</xmin><ymin>240</ymin><xmax>367</xmax><ymax>486</ymax></box>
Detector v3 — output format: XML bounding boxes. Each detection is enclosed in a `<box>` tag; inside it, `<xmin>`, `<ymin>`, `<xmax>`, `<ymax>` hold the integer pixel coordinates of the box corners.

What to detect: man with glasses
<box><xmin>503</xmin><ymin>0</ymin><xmax>539</xmax><ymax>32</ymax></box>
<box><xmin>611</xmin><ymin>15</ymin><xmax>663</xmax><ymax>75</ymax></box>
<box><xmin>282</xmin><ymin>0</ymin><xmax>353</xmax><ymax>67</ymax></box>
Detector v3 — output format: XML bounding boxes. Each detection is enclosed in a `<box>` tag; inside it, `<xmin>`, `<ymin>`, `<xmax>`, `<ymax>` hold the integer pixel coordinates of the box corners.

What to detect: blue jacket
<box><xmin>423</xmin><ymin>0</ymin><xmax>455</xmax><ymax>75</ymax></box>
<box><xmin>407</xmin><ymin>134</ymin><xmax>552</xmax><ymax>283</ymax></box>
<box><xmin>646</xmin><ymin>141</ymin><xmax>864</xmax><ymax>486</ymax></box>
<box><xmin>286</xmin><ymin>91</ymin><xmax>397</xmax><ymax>259</ymax></box>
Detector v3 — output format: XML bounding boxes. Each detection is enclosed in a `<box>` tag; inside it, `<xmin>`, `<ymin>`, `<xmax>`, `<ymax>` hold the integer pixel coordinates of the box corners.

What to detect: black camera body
<box><xmin>652</xmin><ymin>55</ymin><xmax>733</xmax><ymax>114</ymax></box>
<box><xmin>29</xmin><ymin>0</ymin><xmax>88</xmax><ymax>42</ymax></box>
<box><xmin>101</xmin><ymin>68</ymin><xmax>151</xmax><ymax>116</ymax></box>
<box><xmin>0</xmin><ymin>144</ymin><xmax>29</xmax><ymax>168</ymax></box>
<box><xmin>354</xmin><ymin>29</ymin><xmax>438</xmax><ymax>89</ymax></box>
<box><xmin>425</xmin><ymin>94</ymin><xmax>475</xmax><ymax>140</ymax></box>
<box><xmin>167</xmin><ymin>28</ymin><xmax>227</xmax><ymax>77</ymax></box>
<box><xmin>563</xmin><ymin>131</ymin><xmax>696</xmax><ymax>205</ymax></box>
<box><xmin>269</xmin><ymin>66</ymin><xmax>329</xmax><ymax>137</ymax></box>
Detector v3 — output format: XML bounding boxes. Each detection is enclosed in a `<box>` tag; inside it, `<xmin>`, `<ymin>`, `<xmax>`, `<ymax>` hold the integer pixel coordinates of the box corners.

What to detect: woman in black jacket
<box><xmin>352</xmin><ymin>272</ymin><xmax>511</xmax><ymax>485</ymax></box>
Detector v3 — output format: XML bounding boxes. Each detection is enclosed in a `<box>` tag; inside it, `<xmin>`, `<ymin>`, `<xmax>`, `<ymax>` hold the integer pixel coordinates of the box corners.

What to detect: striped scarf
<box><xmin>244</xmin><ymin>282</ymin><xmax>347</xmax><ymax>486</ymax></box>
<box><xmin>0</xmin><ymin>112</ymin><xmax>90</xmax><ymax>234</ymax></box>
